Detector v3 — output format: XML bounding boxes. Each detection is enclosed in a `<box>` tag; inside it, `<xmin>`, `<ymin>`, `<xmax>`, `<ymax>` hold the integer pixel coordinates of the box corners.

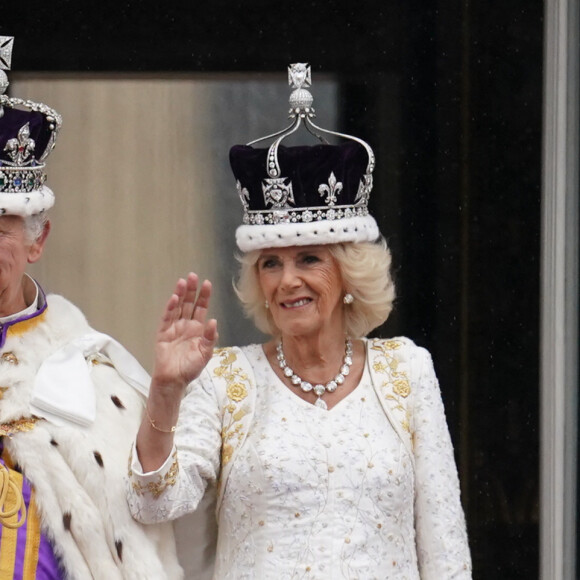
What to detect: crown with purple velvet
<box><xmin>230</xmin><ymin>63</ymin><xmax>379</xmax><ymax>252</ymax></box>
<box><xmin>0</xmin><ymin>36</ymin><xmax>62</xmax><ymax>217</ymax></box>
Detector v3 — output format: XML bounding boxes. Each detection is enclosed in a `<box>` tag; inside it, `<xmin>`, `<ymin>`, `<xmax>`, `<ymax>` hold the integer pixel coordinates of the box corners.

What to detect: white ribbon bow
<box><xmin>31</xmin><ymin>331</ymin><xmax>150</xmax><ymax>428</ymax></box>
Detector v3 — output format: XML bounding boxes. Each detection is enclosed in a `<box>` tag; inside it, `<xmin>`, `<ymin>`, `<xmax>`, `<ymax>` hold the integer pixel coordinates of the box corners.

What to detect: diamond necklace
<box><xmin>276</xmin><ymin>337</ymin><xmax>353</xmax><ymax>410</ymax></box>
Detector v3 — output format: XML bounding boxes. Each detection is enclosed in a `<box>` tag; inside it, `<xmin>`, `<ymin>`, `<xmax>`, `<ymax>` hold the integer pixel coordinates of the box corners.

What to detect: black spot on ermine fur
<box><xmin>93</xmin><ymin>451</ymin><xmax>104</xmax><ymax>467</ymax></box>
<box><xmin>111</xmin><ymin>395</ymin><xmax>125</xmax><ymax>409</ymax></box>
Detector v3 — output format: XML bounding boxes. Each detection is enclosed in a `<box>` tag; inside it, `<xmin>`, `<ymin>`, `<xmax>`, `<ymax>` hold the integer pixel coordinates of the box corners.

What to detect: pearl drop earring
<box><xmin>264</xmin><ymin>300</ymin><xmax>270</xmax><ymax>309</ymax></box>
<box><xmin>343</xmin><ymin>293</ymin><xmax>354</xmax><ymax>305</ymax></box>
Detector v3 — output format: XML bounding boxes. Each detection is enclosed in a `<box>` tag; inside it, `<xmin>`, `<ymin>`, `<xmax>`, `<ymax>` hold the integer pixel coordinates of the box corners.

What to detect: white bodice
<box><xmin>216</xmin><ymin>345</ymin><xmax>419</xmax><ymax>579</ymax></box>
<box><xmin>127</xmin><ymin>338</ymin><xmax>472</xmax><ymax>580</ymax></box>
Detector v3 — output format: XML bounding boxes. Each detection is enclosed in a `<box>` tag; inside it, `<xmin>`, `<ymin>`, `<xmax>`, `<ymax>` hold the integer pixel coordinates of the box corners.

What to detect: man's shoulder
<box><xmin>45</xmin><ymin>293</ymin><xmax>93</xmax><ymax>337</ymax></box>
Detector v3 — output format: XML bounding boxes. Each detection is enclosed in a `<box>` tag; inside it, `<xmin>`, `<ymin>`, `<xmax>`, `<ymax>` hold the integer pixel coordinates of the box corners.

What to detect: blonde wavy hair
<box><xmin>234</xmin><ymin>238</ymin><xmax>396</xmax><ymax>338</ymax></box>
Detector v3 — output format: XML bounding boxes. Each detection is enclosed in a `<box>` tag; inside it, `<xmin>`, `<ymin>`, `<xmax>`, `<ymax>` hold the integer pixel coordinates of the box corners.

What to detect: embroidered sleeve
<box><xmin>411</xmin><ymin>347</ymin><xmax>472</xmax><ymax>579</ymax></box>
<box><xmin>129</xmin><ymin>447</ymin><xmax>179</xmax><ymax>499</ymax></box>
<box><xmin>126</xmin><ymin>369</ymin><xmax>222</xmax><ymax>524</ymax></box>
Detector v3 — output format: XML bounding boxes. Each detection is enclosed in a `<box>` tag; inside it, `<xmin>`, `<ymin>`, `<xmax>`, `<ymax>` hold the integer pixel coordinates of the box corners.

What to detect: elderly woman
<box><xmin>0</xmin><ymin>38</ymin><xmax>181</xmax><ymax>578</ymax></box>
<box><xmin>128</xmin><ymin>65</ymin><xmax>471</xmax><ymax>579</ymax></box>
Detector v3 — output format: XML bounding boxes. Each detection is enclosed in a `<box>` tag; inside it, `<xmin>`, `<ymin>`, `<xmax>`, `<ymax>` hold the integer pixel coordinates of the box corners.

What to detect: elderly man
<box><xmin>0</xmin><ymin>37</ymin><xmax>182</xmax><ymax>578</ymax></box>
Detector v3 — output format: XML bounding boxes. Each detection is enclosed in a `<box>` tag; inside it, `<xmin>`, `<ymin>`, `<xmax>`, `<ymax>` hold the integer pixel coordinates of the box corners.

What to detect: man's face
<box><xmin>0</xmin><ymin>215</ymin><xmax>47</xmax><ymax>315</ymax></box>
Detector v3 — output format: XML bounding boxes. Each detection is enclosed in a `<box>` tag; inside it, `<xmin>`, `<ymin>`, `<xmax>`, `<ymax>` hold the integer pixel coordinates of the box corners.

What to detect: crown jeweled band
<box><xmin>243</xmin><ymin>204</ymin><xmax>370</xmax><ymax>226</ymax></box>
<box><xmin>0</xmin><ymin>166</ymin><xmax>46</xmax><ymax>194</ymax></box>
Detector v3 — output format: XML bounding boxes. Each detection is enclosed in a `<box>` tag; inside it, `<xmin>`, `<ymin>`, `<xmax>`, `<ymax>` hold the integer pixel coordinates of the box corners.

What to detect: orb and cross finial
<box><xmin>288</xmin><ymin>63</ymin><xmax>315</xmax><ymax>119</ymax></box>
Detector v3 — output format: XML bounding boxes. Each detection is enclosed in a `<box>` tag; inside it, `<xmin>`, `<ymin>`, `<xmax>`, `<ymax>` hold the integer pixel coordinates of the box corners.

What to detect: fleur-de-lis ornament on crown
<box><xmin>318</xmin><ymin>172</ymin><xmax>343</xmax><ymax>206</ymax></box>
<box><xmin>5</xmin><ymin>124</ymin><xmax>36</xmax><ymax>166</ymax></box>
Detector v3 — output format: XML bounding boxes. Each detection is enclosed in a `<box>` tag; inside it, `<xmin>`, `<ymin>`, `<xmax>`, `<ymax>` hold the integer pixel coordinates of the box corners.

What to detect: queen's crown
<box><xmin>230</xmin><ymin>63</ymin><xmax>375</xmax><ymax>227</ymax></box>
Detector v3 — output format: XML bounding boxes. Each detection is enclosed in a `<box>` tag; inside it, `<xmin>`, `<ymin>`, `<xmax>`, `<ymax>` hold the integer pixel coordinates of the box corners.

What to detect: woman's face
<box><xmin>257</xmin><ymin>245</ymin><xmax>344</xmax><ymax>339</ymax></box>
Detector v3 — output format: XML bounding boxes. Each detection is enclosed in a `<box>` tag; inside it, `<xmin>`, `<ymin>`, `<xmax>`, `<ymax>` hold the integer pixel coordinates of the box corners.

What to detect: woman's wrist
<box><xmin>144</xmin><ymin>383</ymin><xmax>183</xmax><ymax>432</ymax></box>
<box><xmin>144</xmin><ymin>403</ymin><xmax>177</xmax><ymax>433</ymax></box>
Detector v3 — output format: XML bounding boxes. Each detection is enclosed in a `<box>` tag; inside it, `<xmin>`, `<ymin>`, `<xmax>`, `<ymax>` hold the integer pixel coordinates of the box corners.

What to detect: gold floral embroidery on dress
<box><xmin>0</xmin><ymin>416</ymin><xmax>40</xmax><ymax>436</ymax></box>
<box><xmin>370</xmin><ymin>339</ymin><xmax>413</xmax><ymax>438</ymax></box>
<box><xmin>131</xmin><ymin>450</ymin><xmax>179</xmax><ymax>499</ymax></box>
<box><xmin>213</xmin><ymin>348</ymin><xmax>252</xmax><ymax>469</ymax></box>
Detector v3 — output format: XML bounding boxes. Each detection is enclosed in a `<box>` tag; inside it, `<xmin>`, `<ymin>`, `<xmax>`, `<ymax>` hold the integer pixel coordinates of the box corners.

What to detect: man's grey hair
<box><xmin>23</xmin><ymin>213</ymin><xmax>49</xmax><ymax>243</ymax></box>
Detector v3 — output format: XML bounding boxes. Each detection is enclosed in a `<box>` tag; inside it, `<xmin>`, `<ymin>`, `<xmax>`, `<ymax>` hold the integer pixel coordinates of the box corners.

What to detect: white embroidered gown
<box><xmin>127</xmin><ymin>340</ymin><xmax>472</xmax><ymax>579</ymax></box>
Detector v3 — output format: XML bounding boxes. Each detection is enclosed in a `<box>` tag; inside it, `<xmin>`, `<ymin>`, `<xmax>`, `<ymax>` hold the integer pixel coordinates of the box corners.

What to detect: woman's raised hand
<box><xmin>152</xmin><ymin>273</ymin><xmax>218</xmax><ymax>394</ymax></box>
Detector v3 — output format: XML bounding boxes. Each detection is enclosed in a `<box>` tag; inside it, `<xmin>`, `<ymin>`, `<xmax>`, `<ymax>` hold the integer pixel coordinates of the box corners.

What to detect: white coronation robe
<box><xmin>0</xmin><ymin>294</ymin><xmax>182</xmax><ymax>579</ymax></box>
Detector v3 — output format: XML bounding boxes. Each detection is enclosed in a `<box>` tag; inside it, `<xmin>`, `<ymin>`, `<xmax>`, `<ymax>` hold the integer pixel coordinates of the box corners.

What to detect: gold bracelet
<box><xmin>145</xmin><ymin>405</ymin><xmax>177</xmax><ymax>433</ymax></box>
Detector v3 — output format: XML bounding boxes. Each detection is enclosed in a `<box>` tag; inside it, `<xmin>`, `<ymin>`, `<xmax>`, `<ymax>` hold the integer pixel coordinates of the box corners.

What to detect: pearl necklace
<box><xmin>276</xmin><ymin>337</ymin><xmax>353</xmax><ymax>410</ymax></box>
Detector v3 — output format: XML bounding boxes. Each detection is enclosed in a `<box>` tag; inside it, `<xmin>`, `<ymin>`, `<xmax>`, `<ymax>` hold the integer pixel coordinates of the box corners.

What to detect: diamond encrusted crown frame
<box><xmin>240</xmin><ymin>63</ymin><xmax>375</xmax><ymax>227</ymax></box>
<box><xmin>0</xmin><ymin>36</ymin><xmax>62</xmax><ymax>196</ymax></box>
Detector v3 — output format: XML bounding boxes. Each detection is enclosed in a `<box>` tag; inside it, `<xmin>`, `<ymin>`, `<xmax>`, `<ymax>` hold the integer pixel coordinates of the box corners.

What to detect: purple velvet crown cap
<box><xmin>0</xmin><ymin>107</ymin><xmax>54</xmax><ymax>165</ymax></box>
<box><xmin>230</xmin><ymin>141</ymin><xmax>369</xmax><ymax>211</ymax></box>
<box><xmin>230</xmin><ymin>141</ymin><xmax>380</xmax><ymax>252</ymax></box>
